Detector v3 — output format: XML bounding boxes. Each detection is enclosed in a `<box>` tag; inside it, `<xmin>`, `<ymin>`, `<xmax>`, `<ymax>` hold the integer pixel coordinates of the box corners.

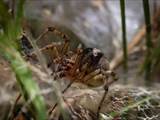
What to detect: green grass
<box><xmin>0</xmin><ymin>0</ymin><xmax>47</xmax><ymax>119</ymax></box>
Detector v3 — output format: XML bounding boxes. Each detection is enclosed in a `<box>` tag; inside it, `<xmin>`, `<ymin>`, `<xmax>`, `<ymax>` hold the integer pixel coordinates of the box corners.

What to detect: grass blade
<box><xmin>0</xmin><ymin>0</ymin><xmax>47</xmax><ymax>119</ymax></box>
<box><xmin>142</xmin><ymin>0</ymin><xmax>153</xmax><ymax>85</ymax></box>
<box><xmin>120</xmin><ymin>0</ymin><xmax>128</xmax><ymax>71</ymax></box>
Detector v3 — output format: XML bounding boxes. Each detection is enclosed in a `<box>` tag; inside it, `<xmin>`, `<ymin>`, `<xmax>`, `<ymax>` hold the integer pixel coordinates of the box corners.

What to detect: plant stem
<box><xmin>143</xmin><ymin>0</ymin><xmax>153</xmax><ymax>85</ymax></box>
<box><xmin>120</xmin><ymin>0</ymin><xmax>128</xmax><ymax>71</ymax></box>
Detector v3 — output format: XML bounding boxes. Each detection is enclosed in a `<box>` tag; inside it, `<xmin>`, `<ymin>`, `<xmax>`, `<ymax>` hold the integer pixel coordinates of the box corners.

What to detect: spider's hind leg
<box><xmin>24</xmin><ymin>26</ymin><xmax>71</xmax><ymax>66</ymax></box>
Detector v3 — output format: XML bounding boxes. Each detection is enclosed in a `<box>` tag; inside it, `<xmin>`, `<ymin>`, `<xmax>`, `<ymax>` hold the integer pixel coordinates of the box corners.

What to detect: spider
<box><xmin>22</xmin><ymin>27</ymin><xmax>118</xmax><ymax>119</ymax></box>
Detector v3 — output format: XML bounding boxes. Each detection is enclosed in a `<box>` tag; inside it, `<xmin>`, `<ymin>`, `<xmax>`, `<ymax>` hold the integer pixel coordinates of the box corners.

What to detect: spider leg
<box><xmin>36</xmin><ymin>27</ymin><xmax>50</xmax><ymax>42</ymax></box>
<box><xmin>25</xmin><ymin>43</ymin><xmax>61</xmax><ymax>70</ymax></box>
<box><xmin>48</xmin><ymin>50</ymin><xmax>82</xmax><ymax>116</ymax></box>
<box><xmin>48</xmin><ymin>80</ymin><xmax>74</xmax><ymax>116</ymax></box>
<box><xmin>47</xmin><ymin>27</ymin><xmax>70</xmax><ymax>55</ymax></box>
<box><xmin>69</xmin><ymin>49</ymin><xmax>82</xmax><ymax>76</ymax></box>
<box><xmin>96</xmin><ymin>70</ymin><xmax>118</xmax><ymax>118</ymax></box>
<box><xmin>82</xmin><ymin>69</ymin><xmax>105</xmax><ymax>87</ymax></box>
<box><xmin>97</xmin><ymin>83</ymin><xmax>109</xmax><ymax>119</ymax></box>
<box><xmin>8</xmin><ymin>93</ymin><xmax>22</xmax><ymax>119</ymax></box>
<box><xmin>61</xmin><ymin>38</ymin><xmax>69</xmax><ymax>55</ymax></box>
<box><xmin>26</xmin><ymin>27</ymin><xmax>71</xmax><ymax>64</ymax></box>
<box><xmin>83</xmin><ymin>69</ymin><xmax>101</xmax><ymax>82</ymax></box>
<box><xmin>47</xmin><ymin>45</ymin><xmax>60</xmax><ymax>69</ymax></box>
<box><xmin>75</xmin><ymin>68</ymin><xmax>108</xmax><ymax>119</ymax></box>
<box><xmin>23</xmin><ymin>33</ymin><xmax>61</xmax><ymax>60</ymax></box>
<box><xmin>36</xmin><ymin>27</ymin><xmax>69</xmax><ymax>43</ymax></box>
<box><xmin>105</xmin><ymin>70</ymin><xmax>118</xmax><ymax>85</ymax></box>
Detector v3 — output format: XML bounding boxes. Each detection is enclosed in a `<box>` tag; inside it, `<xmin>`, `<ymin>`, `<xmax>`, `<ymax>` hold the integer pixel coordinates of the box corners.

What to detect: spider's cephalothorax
<box><xmin>23</xmin><ymin>27</ymin><xmax>118</xmax><ymax>118</ymax></box>
<box><xmin>80</xmin><ymin>48</ymin><xmax>103</xmax><ymax>69</ymax></box>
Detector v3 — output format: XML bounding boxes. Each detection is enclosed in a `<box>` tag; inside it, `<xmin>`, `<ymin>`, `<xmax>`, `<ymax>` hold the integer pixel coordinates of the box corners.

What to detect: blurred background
<box><xmin>1</xmin><ymin>0</ymin><xmax>160</xmax><ymax>119</ymax></box>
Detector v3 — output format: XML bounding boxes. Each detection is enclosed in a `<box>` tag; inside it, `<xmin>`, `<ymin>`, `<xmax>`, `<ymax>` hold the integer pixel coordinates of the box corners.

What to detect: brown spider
<box><xmin>22</xmin><ymin>27</ymin><xmax>118</xmax><ymax>119</ymax></box>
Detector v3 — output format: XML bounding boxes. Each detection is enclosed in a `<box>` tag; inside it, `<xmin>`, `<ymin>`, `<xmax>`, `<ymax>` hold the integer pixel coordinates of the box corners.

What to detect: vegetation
<box><xmin>142</xmin><ymin>0</ymin><xmax>153</xmax><ymax>85</ymax></box>
<box><xmin>0</xmin><ymin>0</ymin><xmax>47</xmax><ymax>119</ymax></box>
<box><xmin>120</xmin><ymin>0</ymin><xmax>128</xmax><ymax>71</ymax></box>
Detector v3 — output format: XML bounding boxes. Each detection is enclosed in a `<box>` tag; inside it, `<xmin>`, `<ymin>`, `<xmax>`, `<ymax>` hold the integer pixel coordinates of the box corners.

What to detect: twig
<box><xmin>7</xmin><ymin>93</ymin><xmax>22</xmax><ymax>120</ymax></box>
<box><xmin>110</xmin><ymin>25</ymin><xmax>146</xmax><ymax>70</ymax></box>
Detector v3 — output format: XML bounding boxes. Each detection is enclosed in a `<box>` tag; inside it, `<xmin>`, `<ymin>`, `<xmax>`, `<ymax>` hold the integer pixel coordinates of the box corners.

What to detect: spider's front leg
<box><xmin>23</xmin><ymin>27</ymin><xmax>71</xmax><ymax>68</ymax></box>
<box><xmin>24</xmin><ymin>42</ymin><xmax>61</xmax><ymax>69</ymax></box>
<box><xmin>39</xmin><ymin>27</ymin><xmax>70</xmax><ymax>55</ymax></box>
<box><xmin>96</xmin><ymin>69</ymin><xmax>118</xmax><ymax>118</ymax></box>
<box><xmin>81</xmin><ymin>69</ymin><xmax>105</xmax><ymax>87</ymax></box>
<box><xmin>105</xmin><ymin>70</ymin><xmax>118</xmax><ymax>85</ymax></box>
